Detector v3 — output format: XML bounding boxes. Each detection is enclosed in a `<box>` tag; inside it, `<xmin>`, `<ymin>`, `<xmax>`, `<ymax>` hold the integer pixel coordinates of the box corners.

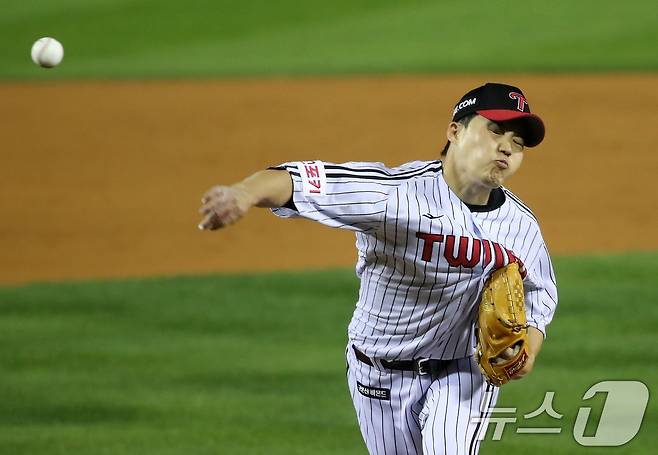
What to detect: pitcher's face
<box><xmin>448</xmin><ymin>115</ymin><xmax>525</xmax><ymax>188</ymax></box>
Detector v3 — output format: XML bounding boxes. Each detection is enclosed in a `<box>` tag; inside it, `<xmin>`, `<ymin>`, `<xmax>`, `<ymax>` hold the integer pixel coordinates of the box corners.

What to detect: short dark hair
<box><xmin>441</xmin><ymin>114</ymin><xmax>476</xmax><ymax>156</ymax></box>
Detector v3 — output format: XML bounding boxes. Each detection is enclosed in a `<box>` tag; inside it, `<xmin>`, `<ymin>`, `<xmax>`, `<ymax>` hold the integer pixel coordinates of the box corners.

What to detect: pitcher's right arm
<box><xmin>198</xmin><ymin>169</ymin><xmax>292</xmax><ymax>231</ymax></box>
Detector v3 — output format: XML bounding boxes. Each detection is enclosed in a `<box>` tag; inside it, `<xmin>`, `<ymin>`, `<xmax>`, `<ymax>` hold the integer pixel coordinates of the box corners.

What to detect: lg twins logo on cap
<box><xmin>453</xmin><ymin>97</ymin><xmax>477</xmax><ymax>115</ymax></box>
<box><xmin>509</xmin><ymin>92</ymin><xmax>528</xmax><ymax>111</ymax></box>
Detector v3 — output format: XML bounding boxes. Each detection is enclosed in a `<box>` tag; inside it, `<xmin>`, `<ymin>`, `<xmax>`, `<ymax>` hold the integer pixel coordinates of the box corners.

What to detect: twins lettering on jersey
<box><xmin>272</xmin><ymin>159</ymin><xmax>557</xmax><ymax>361</ymax></box>
<box><xmin>415</xmin><ymin>232</ymin><xmax>528</xmax><ymax>278</ymax></box>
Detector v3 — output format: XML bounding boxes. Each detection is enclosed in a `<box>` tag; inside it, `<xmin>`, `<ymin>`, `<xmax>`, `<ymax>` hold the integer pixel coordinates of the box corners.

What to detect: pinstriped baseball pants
<box><xmin>346</xmin><ymin>346</ymin><xmax>499</xmax><ymax>455</ymax></box>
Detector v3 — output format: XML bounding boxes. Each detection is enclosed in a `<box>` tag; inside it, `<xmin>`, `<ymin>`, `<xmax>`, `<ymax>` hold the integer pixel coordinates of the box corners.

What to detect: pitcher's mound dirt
<box><xmin>2</xmin><ymin>75</ymin><xmax>657</xmax><ymax>284</ymax></box>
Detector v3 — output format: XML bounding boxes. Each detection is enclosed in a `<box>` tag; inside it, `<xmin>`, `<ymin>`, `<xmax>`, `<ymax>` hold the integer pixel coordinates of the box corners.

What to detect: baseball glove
<box><xmin>475</xmin><ymin>262</ymin><xmax>529</xmax><ymax>386</ymax></box>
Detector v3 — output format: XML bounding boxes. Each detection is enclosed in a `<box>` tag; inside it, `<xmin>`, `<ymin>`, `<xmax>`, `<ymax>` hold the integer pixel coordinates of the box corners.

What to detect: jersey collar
<box><xmin>465</xmin><ymin>187</ymin><xmax>506</xmax><ymax>212</ymax></box>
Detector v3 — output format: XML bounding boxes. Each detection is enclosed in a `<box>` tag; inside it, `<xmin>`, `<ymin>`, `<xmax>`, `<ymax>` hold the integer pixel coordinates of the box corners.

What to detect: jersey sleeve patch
<box><xmin>296</xmin><ymin>160</ymin><xmax>327</xmax><ymax>196</ymax></box>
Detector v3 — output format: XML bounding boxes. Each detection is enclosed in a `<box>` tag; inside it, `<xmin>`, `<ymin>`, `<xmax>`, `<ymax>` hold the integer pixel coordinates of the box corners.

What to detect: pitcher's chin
<box><xmin>483</xmin><ymin>168</ymin><xmax>505</xmax><ymax>188</ymax></box>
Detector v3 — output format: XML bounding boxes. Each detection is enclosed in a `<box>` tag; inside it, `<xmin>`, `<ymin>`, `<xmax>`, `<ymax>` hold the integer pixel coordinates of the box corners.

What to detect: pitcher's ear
<box><xmin>447</xmin><ymin>121</ymin><xmax>461</xmax><ymax>143</ymax></box>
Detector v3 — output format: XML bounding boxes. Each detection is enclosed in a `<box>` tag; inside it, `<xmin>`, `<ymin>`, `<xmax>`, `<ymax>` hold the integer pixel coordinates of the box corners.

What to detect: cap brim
<box><xmin>477</xmin><ymin>110</ymin><xmax>545</xmax><ymax>147</ymax></box>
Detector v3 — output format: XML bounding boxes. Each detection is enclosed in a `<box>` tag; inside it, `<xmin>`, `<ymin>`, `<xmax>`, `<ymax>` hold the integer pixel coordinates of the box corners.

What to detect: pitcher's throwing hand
<box><xmin>198</xmin><ymin>185</ymin><xmax>255</xmax><ymax>230</ymax></box>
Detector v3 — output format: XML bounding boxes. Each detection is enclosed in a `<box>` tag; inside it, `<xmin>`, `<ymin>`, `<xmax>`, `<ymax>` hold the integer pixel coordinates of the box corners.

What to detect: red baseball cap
<box><xmin>452</xmin><ymin>83</ymin><xmax>545</xmax><ymax>147</ymax></box>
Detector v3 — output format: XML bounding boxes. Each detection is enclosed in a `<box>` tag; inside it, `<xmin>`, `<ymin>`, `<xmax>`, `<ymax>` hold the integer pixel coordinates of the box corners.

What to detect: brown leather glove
<box><xmin>475</xmin><ymin>262</ymin><xmax>529</xmax><ymax>386</ymax></box>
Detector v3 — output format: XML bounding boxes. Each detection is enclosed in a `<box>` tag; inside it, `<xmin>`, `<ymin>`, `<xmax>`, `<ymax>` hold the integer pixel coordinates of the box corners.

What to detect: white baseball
<box><xmin>31</xmin><ymin>37</ymin><xmax>64</xmax><ymax>68</ymax></box>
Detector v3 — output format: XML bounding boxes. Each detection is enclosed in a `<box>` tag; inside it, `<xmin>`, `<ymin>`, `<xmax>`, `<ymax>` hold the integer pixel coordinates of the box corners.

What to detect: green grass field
<box><xmin>3</xmin><ymin>0</ymin><xmax>656</xmax><ymax>453</ymax></box>
<box><xmin>3</xmin><ymin>0</ymin><xmax>658</xmax><ymax>79</ymax></box>
<box><xmin>1</xmin><ymin>252</ymin><xmax>656</xmax><ymax>454</ymax></box>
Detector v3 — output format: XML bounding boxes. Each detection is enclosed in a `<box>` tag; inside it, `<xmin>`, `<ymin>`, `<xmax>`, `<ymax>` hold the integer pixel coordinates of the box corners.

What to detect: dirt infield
<box><xmin>1</xmin><ymin>75</ymin><xmax>657</xmax><ymax>284</ymax></box>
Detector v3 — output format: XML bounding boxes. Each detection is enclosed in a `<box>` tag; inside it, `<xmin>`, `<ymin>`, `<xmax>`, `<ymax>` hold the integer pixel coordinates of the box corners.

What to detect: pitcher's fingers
<box><xmin>202</xmin><ymin>186</ymin><xmax>230</xmax><ymax>203</ymax></box>
<box><xmin>198</xmin><ymin>192</ymin><xmax>236</xmax><ymax>214</ymax></box>
<box><xmin>201</xmin><ymin>189</ymin><xmax>215</xmax><ymax>203</ymax></box>
<box><xmin>201</xmin><ymin>188</ymin><xmax>218</xmax><ymax>204</ymax></box>
<box><xmin>198</xmin><ymin>212</ymin><xmax>219</xmax><ymax>230</ymax></box>
<box><xmin>199</xmin><ymin>201</ymin><xmax>221</xmax><ymax>215</ymax></box>
<box><xmin>208</xmin><ymin>209</ymin><xmax>236</xmax><ymax>230</ymax></box>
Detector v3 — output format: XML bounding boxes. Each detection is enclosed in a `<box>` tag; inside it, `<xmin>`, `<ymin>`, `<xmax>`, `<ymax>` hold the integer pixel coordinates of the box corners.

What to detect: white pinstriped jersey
<box><xmin>272</xmin><ymin>160</ymin><xmax>557</xmax><ymax>361</ymax></box>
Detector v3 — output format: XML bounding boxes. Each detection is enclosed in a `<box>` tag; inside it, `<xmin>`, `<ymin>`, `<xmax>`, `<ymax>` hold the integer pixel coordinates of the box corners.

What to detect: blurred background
<box><xmin>1</xmin><ymin>1</ymin><xmax>656</xmax><ymax>453</ymax></box>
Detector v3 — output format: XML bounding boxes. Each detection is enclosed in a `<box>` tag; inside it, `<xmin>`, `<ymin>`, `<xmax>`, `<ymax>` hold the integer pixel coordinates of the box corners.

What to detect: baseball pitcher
<box><xmin>198</xmin><ymin>82</ymin><xmax>558</xmax><ymax>454</ymax></box>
